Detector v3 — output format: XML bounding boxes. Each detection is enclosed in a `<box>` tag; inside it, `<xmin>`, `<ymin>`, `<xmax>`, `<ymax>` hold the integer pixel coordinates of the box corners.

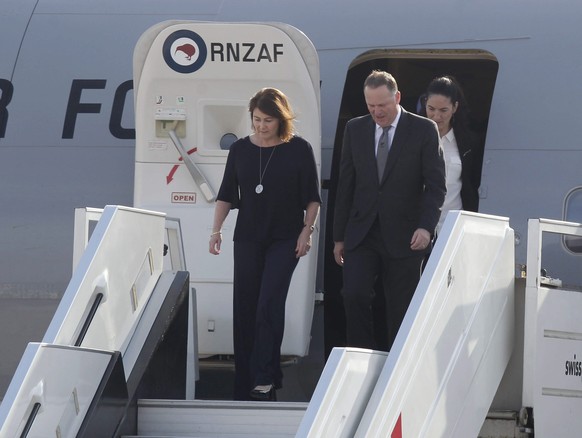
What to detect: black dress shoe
<box><xmin>250</xmin><ymin>384</ymin><xmax>276</xmax><ymax>401</ymax></box>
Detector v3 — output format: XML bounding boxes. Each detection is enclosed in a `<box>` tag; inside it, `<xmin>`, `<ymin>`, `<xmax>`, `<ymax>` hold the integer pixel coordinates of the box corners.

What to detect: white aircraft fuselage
<box><xmin>2</xmin><ymin>0</ymin><xmax>582</xmax><ymax>392</ymax></box>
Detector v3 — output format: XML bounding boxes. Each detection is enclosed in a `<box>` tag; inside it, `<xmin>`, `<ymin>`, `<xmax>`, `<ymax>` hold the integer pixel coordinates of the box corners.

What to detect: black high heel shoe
<box><xmin>250</xmin><ymin>384</ymin><xmax>277</xmax><ymax>401</ymax></box>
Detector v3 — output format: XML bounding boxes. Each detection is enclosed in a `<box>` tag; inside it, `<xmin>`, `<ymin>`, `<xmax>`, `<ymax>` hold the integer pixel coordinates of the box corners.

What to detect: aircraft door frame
<box><xmin>323</xmin><ymin>49</ymin><xmax>499</xmax><ymax>356</ymax></box>
<box><xmin>132</xmin><ymin>21</ymin><xmax>321</xmax><ymax>358</ymax></box>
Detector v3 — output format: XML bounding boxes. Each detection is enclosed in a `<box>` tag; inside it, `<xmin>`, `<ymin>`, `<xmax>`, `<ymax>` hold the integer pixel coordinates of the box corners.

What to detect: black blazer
<box><xmin>333</xmin><ymin>108</ymin><xmax>446</xmax><ymax>258</ymax></box>
<box><xmin>454</xmin><ymin>127</ymin><xmax>481</xmax><ymax>213</ymax></box>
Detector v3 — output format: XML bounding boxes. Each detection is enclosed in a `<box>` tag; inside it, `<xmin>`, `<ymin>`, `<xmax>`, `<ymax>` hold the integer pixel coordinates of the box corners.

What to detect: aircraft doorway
<box><xmin>323</xmin><ymin>50</ymin><xmax>499</xmax><ymax>356</ymax></box>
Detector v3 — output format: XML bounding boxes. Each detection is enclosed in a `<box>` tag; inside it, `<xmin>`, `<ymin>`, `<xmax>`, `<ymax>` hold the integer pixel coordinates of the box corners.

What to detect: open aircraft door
<box><xmin>132</xmin><ymin>21</ymin><xmax>321</xmax><ymax>357</ymax></box>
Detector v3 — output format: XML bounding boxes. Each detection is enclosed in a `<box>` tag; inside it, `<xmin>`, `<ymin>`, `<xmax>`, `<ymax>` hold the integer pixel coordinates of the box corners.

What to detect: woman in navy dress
<box><xmin>209</xmin><ymin>87</ymin><xmax>321</xmax><ymax>401</ymax></box>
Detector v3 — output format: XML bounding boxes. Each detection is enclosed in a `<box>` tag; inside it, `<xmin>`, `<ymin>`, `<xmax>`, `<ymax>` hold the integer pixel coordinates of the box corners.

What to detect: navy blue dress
<box><xmin>217</xmin><ymin>135</ymin><xmax>321</xmax><ymax>241</ymax></box>
<box><xmin>216</xmin><ymin>135</ymin><xmax>321</xmax><ymax>400</ymax></box>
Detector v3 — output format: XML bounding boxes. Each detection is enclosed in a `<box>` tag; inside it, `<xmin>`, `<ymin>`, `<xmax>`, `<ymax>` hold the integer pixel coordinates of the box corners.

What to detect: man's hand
<box><xmin>333</xmin><ymin>241</ymin><xmax>345</xmax><ymax>266</ymax></box>
<box><xmin>410</xmin><ymin>228</ymin><xmax>431</xmax><ymax>251</ymax></box>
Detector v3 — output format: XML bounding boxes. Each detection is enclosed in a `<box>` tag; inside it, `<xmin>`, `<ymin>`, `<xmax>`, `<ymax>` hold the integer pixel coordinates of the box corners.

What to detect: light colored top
<box><xmin>437</xmin><ymin>128</ymin><xmax>463</xmax><ymax>233</ymax></box>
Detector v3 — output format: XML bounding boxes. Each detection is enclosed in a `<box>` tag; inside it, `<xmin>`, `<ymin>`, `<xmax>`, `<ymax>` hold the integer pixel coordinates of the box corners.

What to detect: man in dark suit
<box><xmin>333</xmin><ymin>70</ymin><xmax>446</xmax><ymax>350</ymax></box>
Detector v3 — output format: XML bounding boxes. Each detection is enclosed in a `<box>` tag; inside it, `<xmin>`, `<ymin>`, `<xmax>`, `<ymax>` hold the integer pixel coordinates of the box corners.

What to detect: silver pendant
<box><xmin>255</xmin><ymin>184</ymin><xmax>263</xmax><ymax>194</ymax></box>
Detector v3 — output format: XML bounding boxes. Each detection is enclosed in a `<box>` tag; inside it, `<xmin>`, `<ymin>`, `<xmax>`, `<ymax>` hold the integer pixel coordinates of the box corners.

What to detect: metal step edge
<box><xmin>132</xmin><ymin>399</ymin><xmax>309</xmax><ymax>437</ymax></box>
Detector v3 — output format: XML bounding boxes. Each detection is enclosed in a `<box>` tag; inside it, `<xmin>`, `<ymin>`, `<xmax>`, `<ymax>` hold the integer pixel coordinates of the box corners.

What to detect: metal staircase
<box><xmin>2</xmin><ymin>209</ymin><xmax>582</xmax><ymax>437</ymax></box>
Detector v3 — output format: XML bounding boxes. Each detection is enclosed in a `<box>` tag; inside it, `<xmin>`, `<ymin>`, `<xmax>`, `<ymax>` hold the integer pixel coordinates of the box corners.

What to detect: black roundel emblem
<box><xmin>163</xmin><ymin>29</ymin><xmax>208</xmax><ymax>73</ymax></box>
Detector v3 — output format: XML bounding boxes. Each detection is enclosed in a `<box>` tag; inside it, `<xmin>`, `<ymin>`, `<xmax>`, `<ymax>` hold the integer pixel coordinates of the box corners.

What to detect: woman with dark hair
<box><xmin>209</xmin><ymin>87</ymin><xmax>321</xmax><ymax>401</ymax></box>
<box><xmin>422</xmin><ymin>76</ymin><xmax>481</xmax><ymax>232</ymax></box>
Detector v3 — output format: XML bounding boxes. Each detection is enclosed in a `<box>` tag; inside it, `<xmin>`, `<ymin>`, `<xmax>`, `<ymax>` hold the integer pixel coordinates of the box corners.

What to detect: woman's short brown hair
<box><xmin>249</xmin><ymin>87</ymin><xmax>295</xmax><ymax>142</ymax></box>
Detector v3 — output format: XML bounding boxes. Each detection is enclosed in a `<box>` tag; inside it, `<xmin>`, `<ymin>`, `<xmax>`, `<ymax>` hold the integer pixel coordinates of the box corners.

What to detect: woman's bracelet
<box><xmin>210</xmin><ymin>231</ymin><xmax>222</xmax><ymax>237</ymax></box>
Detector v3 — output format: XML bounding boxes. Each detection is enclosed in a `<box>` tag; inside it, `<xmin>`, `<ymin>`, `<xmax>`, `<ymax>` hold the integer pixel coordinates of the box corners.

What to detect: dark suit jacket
<box><xmin>333</xmin><ymin>108</ymin><xmax>446</xmax><ymax>258</ymax></box>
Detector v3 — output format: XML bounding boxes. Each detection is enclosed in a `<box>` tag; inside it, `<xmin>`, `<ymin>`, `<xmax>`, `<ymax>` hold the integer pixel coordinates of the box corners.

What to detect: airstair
<box><xmin>0</xmin><ymin>206</ymin><xmax>195</xmax><ymax>437</ymax></box>
<box><xmin>2</xmin><ymin>207</ymin><xmax>582</xmax><ymax>436</ymax></box>
<box><xmin>299</xmin><ymin>211</ymin><xmax>516</xmax><ymax>437</ymax></box>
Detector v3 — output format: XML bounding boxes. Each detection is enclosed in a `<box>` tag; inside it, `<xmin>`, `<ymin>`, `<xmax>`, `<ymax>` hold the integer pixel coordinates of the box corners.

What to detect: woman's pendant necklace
<box><xmin>256</xmin><ymin>145</ymin><xmax>276</xmax><ymax>194</ymax></box>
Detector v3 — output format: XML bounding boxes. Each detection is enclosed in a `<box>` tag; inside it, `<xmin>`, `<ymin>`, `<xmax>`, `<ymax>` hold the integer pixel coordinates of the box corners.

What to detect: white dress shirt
<box><xmin>437</xmin><ymin>128</ymin><xmax>463</xmax><ymax>233</ymax></box>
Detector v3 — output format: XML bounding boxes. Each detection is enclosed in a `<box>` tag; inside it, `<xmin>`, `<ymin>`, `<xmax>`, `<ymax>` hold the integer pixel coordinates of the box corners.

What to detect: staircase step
<box><xmin>124</xmin><ymin>399</ymin><xmax>308</xmax><ymax>438</ymax></box>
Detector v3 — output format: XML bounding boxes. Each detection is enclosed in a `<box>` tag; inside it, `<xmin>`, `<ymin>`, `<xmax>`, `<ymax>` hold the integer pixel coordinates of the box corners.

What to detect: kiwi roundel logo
<box><xmin>163</xmin><ymin>30</ymin><xmax>207</xmax><ymax>73</ymax></box>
